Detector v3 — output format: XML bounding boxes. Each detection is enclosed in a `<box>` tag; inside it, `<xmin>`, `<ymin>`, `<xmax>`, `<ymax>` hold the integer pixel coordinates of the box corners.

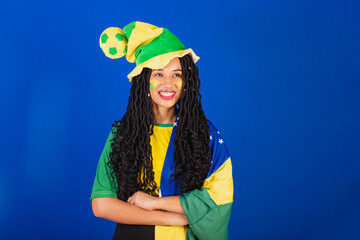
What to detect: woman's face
<box><xmin>149</xmin><ymin>57</ymin><xmax>183</xmax><ymax>111</ymax></box>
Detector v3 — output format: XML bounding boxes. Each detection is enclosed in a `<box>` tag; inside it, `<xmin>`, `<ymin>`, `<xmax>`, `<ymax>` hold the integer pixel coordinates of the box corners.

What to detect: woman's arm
<box><xmin>127</xmin><ymin>191</ymin><xmax>185</xmax><ymax>214</ymax></box>
<box><xmin>91</xmin><ymin>197</ymin><xmax>188</xmax><ymax>226</ymax></box>
<box><xmin>155</xmin><ymin>196</ymin><xmax>184</xmax><ymax>214</ymax></box>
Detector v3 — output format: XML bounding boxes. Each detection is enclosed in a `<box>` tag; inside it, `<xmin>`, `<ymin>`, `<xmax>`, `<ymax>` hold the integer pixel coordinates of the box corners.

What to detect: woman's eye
<box><xmin>154</xmin><ymin>73</ymin><xmax>163</xmax><ymax>77</ymax></box>
<box><xmin>173</xmin><ymin>73</ymin><xmax>182</xmax><ymax>78</ymax></box>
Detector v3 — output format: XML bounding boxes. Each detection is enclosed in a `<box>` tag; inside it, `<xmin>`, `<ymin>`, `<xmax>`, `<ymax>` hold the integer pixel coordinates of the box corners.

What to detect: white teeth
<box><xmin>159</xmin><ymin>92</ymin><xmax>175</xmax><ymax>96</ymax></box>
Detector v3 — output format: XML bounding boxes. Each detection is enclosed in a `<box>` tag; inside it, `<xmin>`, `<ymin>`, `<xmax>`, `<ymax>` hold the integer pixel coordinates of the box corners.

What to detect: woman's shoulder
<box><xmin>206</xmin><ymin>118</ymin><xmax>229</xmax><ymax>150</ymax></box>
<box><xmin>103</xmin><ymin>121</ymin><xmax>121</xmax><ymax>144</ymax></box>
<box><xmin>206</xmin><ymin>118</ymin><xmax>221</xmax><ymax>135</ymax></box>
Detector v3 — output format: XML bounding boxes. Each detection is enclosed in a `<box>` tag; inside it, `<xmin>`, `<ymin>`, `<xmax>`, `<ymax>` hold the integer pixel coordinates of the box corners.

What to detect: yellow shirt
<box><xmin>151</xmin><ymin>123</ymin><xmax>187</xmax><ymax>240</ymax></box>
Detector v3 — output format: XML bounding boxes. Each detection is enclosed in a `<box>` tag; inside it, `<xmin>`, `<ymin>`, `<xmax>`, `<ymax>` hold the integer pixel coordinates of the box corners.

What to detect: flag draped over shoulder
<box><xmin>160</xmin><ymin>119</ymin><xmax>234</xmax><ymax>240</ymax></box>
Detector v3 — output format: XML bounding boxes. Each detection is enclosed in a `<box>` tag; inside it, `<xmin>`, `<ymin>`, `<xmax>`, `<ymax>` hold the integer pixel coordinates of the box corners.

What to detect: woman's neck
<box><xmin>153</xmin><ymin>106</ymin><xmax>176</xmax><ymax>124</ymax></box>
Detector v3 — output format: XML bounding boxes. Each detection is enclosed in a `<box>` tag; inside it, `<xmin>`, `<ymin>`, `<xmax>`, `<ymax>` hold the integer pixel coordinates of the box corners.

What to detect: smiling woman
<box><xmin>91</xmin><ymin>21</ymin><xmax>233</xmax><ymax>240</ymax></box>
<box><xmin>149</xmin><ymin>58</ymin><xmax>183</xmax><ymax>122</ymax></box>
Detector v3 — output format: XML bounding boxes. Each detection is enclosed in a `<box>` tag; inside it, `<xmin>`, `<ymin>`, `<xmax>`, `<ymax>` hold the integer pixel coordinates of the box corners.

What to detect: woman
<box><xmin>90</xmin><ymin>21</ymin><xmax>233</xmax><ymax>240</ymax></box>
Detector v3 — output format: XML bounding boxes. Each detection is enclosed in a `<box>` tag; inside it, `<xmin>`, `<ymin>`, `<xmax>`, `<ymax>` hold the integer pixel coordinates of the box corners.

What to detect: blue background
<box><xmin>1</xmin><ymin>0</ymin><xmax>359</xmax><ymax>239</ymax></box>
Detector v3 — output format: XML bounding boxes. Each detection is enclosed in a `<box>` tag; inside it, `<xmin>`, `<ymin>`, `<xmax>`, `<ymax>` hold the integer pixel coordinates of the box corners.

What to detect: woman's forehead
<box><xmin>152</xmin><ymin>57</ymin><xmax>182</xmax><ymax>72</ymax></box>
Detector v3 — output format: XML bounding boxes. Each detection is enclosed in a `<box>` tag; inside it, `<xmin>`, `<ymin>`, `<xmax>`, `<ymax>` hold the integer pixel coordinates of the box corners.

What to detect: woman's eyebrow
<box><xmin>152</xmin><ymin>69</ymin><xmax>182</xmax><ymax>71</ymax></box>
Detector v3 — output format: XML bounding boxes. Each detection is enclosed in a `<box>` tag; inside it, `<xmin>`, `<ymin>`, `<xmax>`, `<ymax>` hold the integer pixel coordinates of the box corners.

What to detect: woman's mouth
<box><xmin>159</xmin><ymin>91</ymin><xmax>175</xmax><ymax>100</ymax></box>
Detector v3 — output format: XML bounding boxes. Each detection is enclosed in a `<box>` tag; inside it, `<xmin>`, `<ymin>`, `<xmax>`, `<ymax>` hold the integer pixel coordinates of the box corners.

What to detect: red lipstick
<box><xmin>158</xmin><ymin>90</ymin><xmax>176</xmax><ymax>100</ymax></box>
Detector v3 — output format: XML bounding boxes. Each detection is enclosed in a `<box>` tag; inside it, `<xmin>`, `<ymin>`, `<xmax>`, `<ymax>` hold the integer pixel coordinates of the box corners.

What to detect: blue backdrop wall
<box><xmin>1</xmin><ymin>0</ymin><xmax>359</xmax><ymax>239</ymax></box>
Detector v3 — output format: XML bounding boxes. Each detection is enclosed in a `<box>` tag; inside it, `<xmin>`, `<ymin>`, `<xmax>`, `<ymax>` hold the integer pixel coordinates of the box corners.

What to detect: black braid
<box><xmin>172</xmin><ymin>54</ymin><xmax>212</xmax><ymax>193</ymax></box>
<box><xmin>108</xmin><ymin>68</ymin><xmax>157</xmax><ymax>201</ymax></box>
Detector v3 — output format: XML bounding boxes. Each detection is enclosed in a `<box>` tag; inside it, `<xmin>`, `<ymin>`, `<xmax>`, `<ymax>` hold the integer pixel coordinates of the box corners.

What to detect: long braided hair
<box><xmin>108</xmin><ymin>54</ymin><xmax>211</xmax><ymax>201</ymax></box>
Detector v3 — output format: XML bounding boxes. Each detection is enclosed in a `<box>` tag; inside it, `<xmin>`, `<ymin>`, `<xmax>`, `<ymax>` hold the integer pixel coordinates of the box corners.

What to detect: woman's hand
<box><xmin>127</xmin><ymin>191</ymin><xmax>158</xmax><ymax>210</ymax></box>
<box><xmin>127</xmin><ymin>191</ymin><xmax>188</xmax><ymax>226</ymax></box>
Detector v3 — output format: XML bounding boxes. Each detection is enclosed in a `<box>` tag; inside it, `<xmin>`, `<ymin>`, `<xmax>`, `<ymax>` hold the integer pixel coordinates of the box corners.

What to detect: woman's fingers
<box><xmin>127</xmin><ymin>191</ymin><xmax>156</xmax><ymax>210</ymax></box>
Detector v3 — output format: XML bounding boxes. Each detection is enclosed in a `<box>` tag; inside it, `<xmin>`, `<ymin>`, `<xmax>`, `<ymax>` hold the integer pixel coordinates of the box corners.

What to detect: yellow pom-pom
<box><xmin>99</xmin><ymin>27</ymin><xmax>127</xmax><ymax>59</ymax></box>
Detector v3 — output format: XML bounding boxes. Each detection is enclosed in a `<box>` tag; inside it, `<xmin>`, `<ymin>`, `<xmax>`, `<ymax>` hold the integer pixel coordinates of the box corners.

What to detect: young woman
<box><xmin>90</xmin><ymin>21</ymin><xmax>233</xmax><ymax>240</ymax></box>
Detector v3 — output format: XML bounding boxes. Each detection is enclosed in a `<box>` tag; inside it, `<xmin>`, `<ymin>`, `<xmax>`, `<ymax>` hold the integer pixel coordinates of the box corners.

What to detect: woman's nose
<box><xmin>162</xmin><ymin>75</ymin><xmax>172</xmax><ymax>84</ymax></box>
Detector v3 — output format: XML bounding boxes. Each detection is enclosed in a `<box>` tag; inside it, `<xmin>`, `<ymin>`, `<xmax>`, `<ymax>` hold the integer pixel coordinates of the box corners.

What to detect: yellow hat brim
<box><xmin>127</xmin><ymin>49</ymin><xmax>199</xmax><ymax>81</ymax></box>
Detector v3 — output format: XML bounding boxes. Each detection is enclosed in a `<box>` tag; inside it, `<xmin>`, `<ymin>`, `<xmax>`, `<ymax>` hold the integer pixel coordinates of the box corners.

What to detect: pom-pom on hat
<box><xmin>99</xmin><ymin>21</ymin><xmax>199</xmax><ymax>81</ymax></box>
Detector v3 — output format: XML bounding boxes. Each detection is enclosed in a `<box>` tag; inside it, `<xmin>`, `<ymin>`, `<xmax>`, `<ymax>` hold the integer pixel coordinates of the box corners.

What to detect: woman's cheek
<box><xmin>150</xmin><ymin>79</ymin><xmax>159</xmax><ymax>89</ymax></box>
<box><xmin>178</xmin><ymin>79</ymin><xmax>183</xmax><ymax>90</ymax></box>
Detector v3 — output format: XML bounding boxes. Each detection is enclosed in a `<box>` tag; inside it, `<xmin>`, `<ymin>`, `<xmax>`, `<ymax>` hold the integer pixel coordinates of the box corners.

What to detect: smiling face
<box><xmin>149</xmin><ymin>57</ymin><xmax>183</xmax><ymax>112</ymax></box>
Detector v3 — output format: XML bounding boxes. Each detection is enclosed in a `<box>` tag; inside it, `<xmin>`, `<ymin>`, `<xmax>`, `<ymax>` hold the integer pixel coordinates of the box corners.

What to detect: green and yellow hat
<box><xmin>99</xmin><ymin>21</ymin><xmax>199</xmax><ymax>81</ymax></box>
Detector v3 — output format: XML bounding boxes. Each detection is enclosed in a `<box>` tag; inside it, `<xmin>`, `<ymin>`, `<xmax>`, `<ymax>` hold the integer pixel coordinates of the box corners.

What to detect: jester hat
<box><xmin>99</xmin><ymin>21</ymin><xmax>199</xmax><ymax>81</ymax></box>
